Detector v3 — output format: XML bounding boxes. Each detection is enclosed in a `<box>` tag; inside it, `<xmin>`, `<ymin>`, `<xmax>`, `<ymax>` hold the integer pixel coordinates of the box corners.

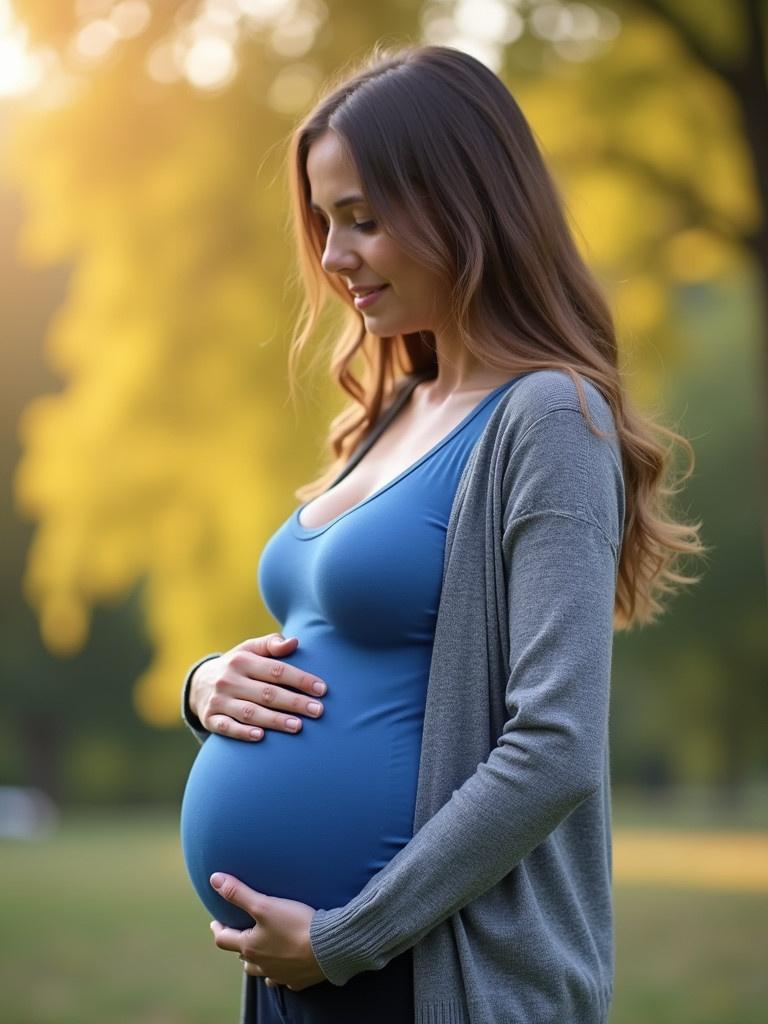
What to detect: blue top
<box><xmin>180</xmin><ymin>377</ymin><xmax>523</xmax><ymax>928</ymax></box>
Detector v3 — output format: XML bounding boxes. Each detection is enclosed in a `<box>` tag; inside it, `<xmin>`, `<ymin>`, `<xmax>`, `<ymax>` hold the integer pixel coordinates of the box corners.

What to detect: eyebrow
<box><xmin>309</xmin><ymin>193</ymin><xmax>366</xmax><ymax>213</ymax></box>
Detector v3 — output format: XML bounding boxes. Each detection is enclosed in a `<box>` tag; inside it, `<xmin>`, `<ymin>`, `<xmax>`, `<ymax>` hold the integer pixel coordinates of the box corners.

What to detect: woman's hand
<box><xmin>189</xmin><ymin>634</ymin><xmax>328</xmax><ymax>741</ymax></box>
<box><xmin>209</xmin><ymin>872</ymin><xmax>327</xmax><ymax>991</ymax></box>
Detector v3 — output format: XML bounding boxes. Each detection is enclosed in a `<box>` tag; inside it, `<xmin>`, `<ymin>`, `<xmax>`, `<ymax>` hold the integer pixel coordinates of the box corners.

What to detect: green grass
<box><xmin>614</xmin><ymin>887</ymin><xmax>766</xmax><ymax>1024</ymax></box>
<box><xmin>0</xmin><ymin>807</ymin><xmax>766</xmax><ymax>1023</ymax></box>
<box><xmin>0</xmin><ymin>810</ymin><xmax>239</xmax><ymax>1024</ymax></box>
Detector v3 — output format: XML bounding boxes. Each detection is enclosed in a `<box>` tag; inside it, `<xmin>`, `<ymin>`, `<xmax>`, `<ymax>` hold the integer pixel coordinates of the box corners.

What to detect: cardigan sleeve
<box><xmin>308</xmin><ymin>401</ymin><xmax>625</xmax><ymax>985</ymax></box>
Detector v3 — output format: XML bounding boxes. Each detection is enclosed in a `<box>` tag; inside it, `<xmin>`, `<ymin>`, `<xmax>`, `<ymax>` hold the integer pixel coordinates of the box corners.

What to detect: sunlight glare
<box><xmin>73</xmin><ymin>18</ymin><xmax>120</xmax><ymax>61</ymax></box>
<box><xmin>0</xmin><ymin>0</ymin><xmax>44</xmax><ymax>97</ymax></box>
<box><xmin>110</xmin><ymin>0</ymin><xmax>152</xmax><ymax>39</ymax></box>
<box><xmin>184</xmin><ymin>35</ymin><xmax>237</xmax><ymax>90</ymax></box>
<box><xmin>236</xmin><ymin>0</ymin><xmax>295</xmax><ymax>23</ymax></box>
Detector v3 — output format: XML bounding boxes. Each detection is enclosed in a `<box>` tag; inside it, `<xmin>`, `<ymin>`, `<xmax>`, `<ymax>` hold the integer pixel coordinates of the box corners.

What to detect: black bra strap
<box><xmin>328</xmin><ymin>371</ymin><xmax>432</xmax><ymax>490</ymax></box>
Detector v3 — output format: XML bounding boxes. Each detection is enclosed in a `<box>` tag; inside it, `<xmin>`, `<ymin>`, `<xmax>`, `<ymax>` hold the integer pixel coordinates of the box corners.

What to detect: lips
<box><xmin>353</xmin><ymin>285</ymin><xmax>389</xmax><ymax>310</ymax></box>
<box><xmin>350</xmin><ymin>284</ymin><xmax>387</xmax><ymax>296</ymax></box>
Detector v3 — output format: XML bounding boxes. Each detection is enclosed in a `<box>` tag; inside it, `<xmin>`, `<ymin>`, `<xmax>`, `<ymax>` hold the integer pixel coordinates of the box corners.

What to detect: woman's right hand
<box><xmin>188</xmin><ymin>634</ymin><xmax>327</xmax><ymax>742</ymax></box>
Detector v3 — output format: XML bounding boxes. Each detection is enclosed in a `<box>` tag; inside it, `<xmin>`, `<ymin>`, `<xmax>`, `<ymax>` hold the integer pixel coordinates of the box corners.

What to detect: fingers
<box><xmin>236</xmin><ymin>687</ymin><xmax>325</xmax><ymax>728</ymax></box>
<box><xmin>240</xmin><ymin>633</ymin><xmax>299</xmax><ymax>660</ymax></box>
<box><xmin>237</xmin><ymin>636</ymin><xmax>328</xmax><ymax>699</ymax></box>
<box><xmin>202</xmin><ymin>634</ymin><xmax>328</xmax><ymax>740</ymax></box>
<box><xmin>210</xmin><ymin>919</ymin><xmax>246</xmax><ymax>952</ymax></box>
<box><xmin>207</xmin><ymin>714</ymin><xmax>265</xmax><ymax>742</ymax></box>
<box><xmin>210</xmin><ymin>873</ymin><xmax>267</xmax><ymax>921</ymax></box>
<box><xmin>207</xmin><ymin>688</ymin><xmax>324</xmax><ymax>741</ymax></box>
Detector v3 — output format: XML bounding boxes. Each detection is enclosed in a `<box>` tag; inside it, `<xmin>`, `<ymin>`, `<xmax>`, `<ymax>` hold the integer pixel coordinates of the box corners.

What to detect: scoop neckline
<box><xmin>291</xmin><ymin>376</ymin><xmax>519</xmax><ymax>539</ymax></box>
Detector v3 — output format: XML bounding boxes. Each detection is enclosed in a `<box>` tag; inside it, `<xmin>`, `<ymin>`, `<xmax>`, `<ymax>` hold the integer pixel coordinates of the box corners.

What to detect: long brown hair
<box><xmin>283</xmin><ymin>42</ymin><xmax>708</xmax><ymax>631</ymax></box>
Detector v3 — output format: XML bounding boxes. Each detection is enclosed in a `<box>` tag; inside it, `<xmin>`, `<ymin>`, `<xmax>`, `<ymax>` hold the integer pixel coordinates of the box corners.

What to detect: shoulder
<box><xmin>493</xmin><ymin>369</ymin><xmax>625</xmax><ymax>548</ymax></box>
<box><xmin>495</xmin><ymin>368</ymin><xmax>621</xmax><ymax>467</ymax></box>
<box><xmin>500</xmin><ymin>368</ymin><xmax>616</xmax><ymax>439</ymax></box>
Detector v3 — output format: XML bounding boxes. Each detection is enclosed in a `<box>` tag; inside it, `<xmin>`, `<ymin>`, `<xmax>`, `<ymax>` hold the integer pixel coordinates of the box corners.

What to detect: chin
<box><xmin>365</xmin><ymin>312</ymin><xmax>420</xmax><ymax>335</ymax></box>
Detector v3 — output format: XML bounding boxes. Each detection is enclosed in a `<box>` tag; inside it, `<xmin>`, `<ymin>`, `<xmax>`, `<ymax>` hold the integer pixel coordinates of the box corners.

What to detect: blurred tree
<box><xmin>623</xmin><ymin>0</ymin><xmax>768</xmax><ymax>599</ymax></box>
<box><xmin>483</xmin><ymin>0</ymin><xmax>766</xmax><ymax>589</ymax></box>
<box><xmin>2</xmin><ymin>1</ymin><xmax>765</xmax><ymax>800</ymax></box>
<box><xmin>608</xmin><ymin>278</ymin><xmax>767</xmax><ymax>797</ymax></box>
<box><xmin>3</xmin><ymin>1</ymin><xmax>425</xmax><ymax>728</ymax></box>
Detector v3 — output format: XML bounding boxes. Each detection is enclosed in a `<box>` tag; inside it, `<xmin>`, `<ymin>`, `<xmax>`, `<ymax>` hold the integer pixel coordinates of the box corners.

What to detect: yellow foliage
<box><xmin>5</xmin><ymin>4</ymin><xmax>761</xmax><ymax>725</ymax></box>
<box><xmin>568</xmin><ymin>167</ymin><xmax>678</xmax><ymax>265</ymax></box>
<box><xmin>663</xmin><ymin>229</ymin><xmax>734</xmax><ymax>283</ymax></box>
<box><xmin>614</xmin><ymin>274</ymin><xmax>668</xmax><ymax>336</ymax></box>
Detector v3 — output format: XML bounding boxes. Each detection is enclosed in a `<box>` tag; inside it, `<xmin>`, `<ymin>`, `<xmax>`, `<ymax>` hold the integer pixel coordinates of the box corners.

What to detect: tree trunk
<box><xmin>20</xmin><ymin>713</ymin><xmax>65</xmax><ymax>803</ymax></box>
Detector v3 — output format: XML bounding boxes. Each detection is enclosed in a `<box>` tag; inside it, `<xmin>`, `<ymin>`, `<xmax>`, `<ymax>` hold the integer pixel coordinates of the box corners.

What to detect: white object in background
<box><xmin>0</xmin><ymin>785</ymin><xmax>59</xmax><ymax>839</ymax></box>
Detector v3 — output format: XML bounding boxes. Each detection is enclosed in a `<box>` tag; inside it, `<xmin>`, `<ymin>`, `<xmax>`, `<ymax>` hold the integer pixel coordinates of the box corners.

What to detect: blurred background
<box><xmin>0</xmin><ymin>1</ymin><xmax>766</xmax><ymax>1021</ymax></box>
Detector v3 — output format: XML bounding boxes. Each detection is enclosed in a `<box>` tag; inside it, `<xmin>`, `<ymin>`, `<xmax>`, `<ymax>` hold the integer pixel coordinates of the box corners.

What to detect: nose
<box><xmin>320</xmin><ymin>226</ymin><xmax>360</xmax><ymax>276</ymax></box>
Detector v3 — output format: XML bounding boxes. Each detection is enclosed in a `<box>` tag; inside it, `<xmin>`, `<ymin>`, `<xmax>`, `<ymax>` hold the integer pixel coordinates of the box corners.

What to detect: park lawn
<box><xmin>0</xmin><ymin>809</ymin><xmax>766</xmax><ymax>1024</ymax></box>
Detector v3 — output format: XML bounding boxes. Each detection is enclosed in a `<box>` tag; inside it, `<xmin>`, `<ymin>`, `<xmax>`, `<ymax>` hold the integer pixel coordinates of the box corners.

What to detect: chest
<box><xmin>261</xmin><ymin>419</ymin><xmax>487</xmax><ymax>645</ymax></box>
<box><xmin>299</xmin><ymin>394</ymin><xmax>490</xmax><ymax>530</ymax></box>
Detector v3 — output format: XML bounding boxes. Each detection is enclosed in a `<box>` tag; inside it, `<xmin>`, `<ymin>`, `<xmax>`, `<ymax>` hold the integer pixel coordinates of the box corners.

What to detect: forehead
<box><xmin>305</xmin><ymin>130</ymin><xmax>363</xmax><ymax>201</ymax></box>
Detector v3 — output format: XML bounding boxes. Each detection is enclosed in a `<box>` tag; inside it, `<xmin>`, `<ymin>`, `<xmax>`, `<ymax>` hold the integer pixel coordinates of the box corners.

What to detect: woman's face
<box><xmin>305</xmin><ymin>129</ymin><xmax>450</xmax><ymax>336</ymax></box>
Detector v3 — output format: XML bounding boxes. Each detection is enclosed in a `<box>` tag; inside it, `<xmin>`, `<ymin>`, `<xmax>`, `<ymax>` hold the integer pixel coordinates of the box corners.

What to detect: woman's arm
<box><xmin>180</xmin><ymin>637</ymin><xmax>330</xmax><ymax>743</ymax></box>
<box><xmin>308</xmin><ymin>398</ymin><xmax>625</xmax><ymax>985</ymax></box>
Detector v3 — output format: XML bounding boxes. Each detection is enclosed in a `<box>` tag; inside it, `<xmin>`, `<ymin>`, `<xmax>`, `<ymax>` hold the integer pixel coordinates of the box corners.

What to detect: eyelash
<box><xmin>317</xmin><ymin>219</ymin><xmax>377</xmax><ymax>234</ymax></box>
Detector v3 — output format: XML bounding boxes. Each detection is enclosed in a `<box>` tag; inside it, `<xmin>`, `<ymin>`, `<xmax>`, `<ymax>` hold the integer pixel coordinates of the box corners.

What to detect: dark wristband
<box><xmin>180</xmin><ymin>652</ymin><xmax>223</xmax><ymax>745</ymax></box>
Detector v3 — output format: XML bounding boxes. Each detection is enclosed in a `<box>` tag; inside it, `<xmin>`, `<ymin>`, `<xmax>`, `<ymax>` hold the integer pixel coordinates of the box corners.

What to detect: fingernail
<box><xmin>210</xmin><ymin>873</ymin><xmax>225</xmax><ymax>889</ymax></box>
<box><xmin>312</xmin><ymin>681</ymin><xmax>326</xmax><ymax>695</ymax></box>
<box><xmin>286</xmin><ymin>718</ymin><xmax>300</xmax><ymax>731</ymax></box>
<box><xmin>250</xmin><ymin>728</ymin><xmax>263</xmax><ymax>739</ymax></box>
<box><xmin>307</xmin><ymin>702</ymin><xmax>322</xmax><ymax>715</ymax></box>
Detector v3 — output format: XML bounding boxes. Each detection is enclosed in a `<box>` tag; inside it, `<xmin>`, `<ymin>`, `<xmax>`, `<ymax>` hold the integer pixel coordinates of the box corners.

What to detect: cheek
<box><xmin>365</xmin><ymin>239</ymin><xmax>445</xmax><ymax>308</ymax></box>
<box><xmin>365</xmin><ymin>238</ymin><xmax>399</xmax><ymax>277</ymax></box>
<box><xmin>398</xmin><ymin>266</ymin><xmax>443</xmax><ymax>308</ymax></box>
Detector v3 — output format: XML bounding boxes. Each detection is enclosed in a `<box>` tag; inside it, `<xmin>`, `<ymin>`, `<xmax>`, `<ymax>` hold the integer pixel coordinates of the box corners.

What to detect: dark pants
<box><xmin>240</xmin><ymin>948</ymin><xmax>414</xmax><ymax>1023</ymax></box>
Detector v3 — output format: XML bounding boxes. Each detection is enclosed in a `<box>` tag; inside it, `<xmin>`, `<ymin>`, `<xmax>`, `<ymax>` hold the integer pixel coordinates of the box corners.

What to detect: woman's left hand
<box><xmin>209</xmin><ymin>872</ymin><xmax>327</xmax><ymax>991</ymax></box>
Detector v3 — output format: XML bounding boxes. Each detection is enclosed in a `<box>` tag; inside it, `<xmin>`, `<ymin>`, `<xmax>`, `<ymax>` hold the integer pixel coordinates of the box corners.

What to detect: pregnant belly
<box><xmin>180</xmin><ymin>719</ymin><xmax>418</xmax><ymax>929</ymax></box>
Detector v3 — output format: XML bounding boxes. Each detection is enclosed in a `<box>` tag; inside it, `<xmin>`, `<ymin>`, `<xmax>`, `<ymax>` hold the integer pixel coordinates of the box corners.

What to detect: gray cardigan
<box><xmin>181</xmin><ymin>368</ymin><xmax>625</xmax><ymax>1024</ymax></box>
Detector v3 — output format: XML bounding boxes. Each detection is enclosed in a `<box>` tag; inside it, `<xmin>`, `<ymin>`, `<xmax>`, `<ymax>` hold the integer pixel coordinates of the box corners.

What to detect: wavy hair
<box><xmin>283</xmin><ymin>42</ymin><xmax>708</xmax><ymax>631</ymax></box>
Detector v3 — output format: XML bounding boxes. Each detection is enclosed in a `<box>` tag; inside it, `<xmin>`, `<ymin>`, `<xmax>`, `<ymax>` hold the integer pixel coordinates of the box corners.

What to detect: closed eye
<box><xmin>315</xmin><ymin>217</ymin><xmax>378</xmax><ymax>234</ymax></box>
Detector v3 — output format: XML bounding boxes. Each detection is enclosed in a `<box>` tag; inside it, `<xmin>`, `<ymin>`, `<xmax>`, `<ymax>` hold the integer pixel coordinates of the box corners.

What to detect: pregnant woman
<box><xmin>179</xmin><ymin>43</ymin><xmax>705</xmax><ymax>1024</ymax></box>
